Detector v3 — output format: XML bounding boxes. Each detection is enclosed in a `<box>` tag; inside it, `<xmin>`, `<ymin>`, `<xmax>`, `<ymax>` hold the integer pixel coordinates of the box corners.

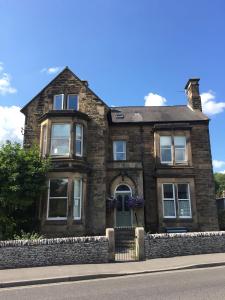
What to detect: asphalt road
<box><xmin>1</xmin><ymin>266</ymin><xmax>225</xmax><ymax>299</ymax></box>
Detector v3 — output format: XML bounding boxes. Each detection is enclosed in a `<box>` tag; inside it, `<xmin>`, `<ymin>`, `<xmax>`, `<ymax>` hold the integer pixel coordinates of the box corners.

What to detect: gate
<box><xmin>114</xmin><ymin>227</ymin><xmax>137</xmax><ymax>262</ymax></box>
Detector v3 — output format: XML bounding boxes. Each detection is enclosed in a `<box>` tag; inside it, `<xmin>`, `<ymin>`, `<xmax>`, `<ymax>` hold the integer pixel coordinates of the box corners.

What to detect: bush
<box><xmin>13</xmin><ymin>230</ymin><xmax>44</xmax><ymax>240</ymax></box>
<box><xmin>0</xmin><ymin>142</ymin><xmax>50</xmax><ymax>240</ymax></box>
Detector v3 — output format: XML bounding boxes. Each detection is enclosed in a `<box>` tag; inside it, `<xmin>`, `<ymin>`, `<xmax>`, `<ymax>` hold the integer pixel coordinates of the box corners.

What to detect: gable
<box><xmin>21</xmin><ymin>67</ymin><xmax>109</xmax><ymax>115</ymax></box>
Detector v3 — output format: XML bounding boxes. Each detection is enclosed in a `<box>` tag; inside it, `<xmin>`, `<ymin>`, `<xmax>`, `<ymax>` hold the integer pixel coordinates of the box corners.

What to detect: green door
<box><xmin>116</xmin><ymin>193</ymin><xmax>132</xmax><ymax>227</ymax></box>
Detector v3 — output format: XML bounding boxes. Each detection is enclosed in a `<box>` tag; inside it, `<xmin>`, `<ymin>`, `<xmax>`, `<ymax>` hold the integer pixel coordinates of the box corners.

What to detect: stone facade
<box><xmin>0</xmin><ymin>236</ymin><xmax>108</xmax><ymax>269</ymax></box>
<box><xmin>145</xmin><ymin>231</ymin><xmax>225</xmax><ymax>259</ymax></box>
<box><xmin>21</xmin><ymin>67</ymin><xmax>218</xmax><ymax>237</ymax></box>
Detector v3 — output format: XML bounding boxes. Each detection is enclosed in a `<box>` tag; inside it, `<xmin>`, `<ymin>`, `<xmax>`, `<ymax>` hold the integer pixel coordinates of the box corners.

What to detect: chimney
<box><xmin>185</xmin><ymin>78</ymin><xmax>202</xmax><ymax>111</ymax></box>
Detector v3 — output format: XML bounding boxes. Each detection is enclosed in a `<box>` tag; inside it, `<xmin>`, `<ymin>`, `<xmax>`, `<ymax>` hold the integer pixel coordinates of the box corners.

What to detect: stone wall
<box><xmin>145</xmin><ymin>231</ymin><xmax>225</xmax><ymax>259</ymax></box>
<box><xmin>0</xmin><ymin>236</ymin><xmax>109</xmax><ymax>269</ymax></box>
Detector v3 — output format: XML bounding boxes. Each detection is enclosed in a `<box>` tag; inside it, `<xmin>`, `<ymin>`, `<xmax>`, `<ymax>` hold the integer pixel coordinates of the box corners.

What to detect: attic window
<box><xmin>115</xmin><ymin>112</ymin><xmax>124</xmax><ymax>119</ymax></box>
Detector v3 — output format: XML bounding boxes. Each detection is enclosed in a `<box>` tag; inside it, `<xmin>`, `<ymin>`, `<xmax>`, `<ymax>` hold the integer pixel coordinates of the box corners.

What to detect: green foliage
<box><xmin>13</xmin><ymin>230</ymin><xmax>44</xmax><ymax>240</ymax></box>
<box><xmin>214</xmin><ymin>173</ymin><xmax>225</xmax><ymax>198</ymax></box>
<box><xmin>0</xmin><ymin>142</ymin><xmax>50</xmax><ymax>240</ymax></box>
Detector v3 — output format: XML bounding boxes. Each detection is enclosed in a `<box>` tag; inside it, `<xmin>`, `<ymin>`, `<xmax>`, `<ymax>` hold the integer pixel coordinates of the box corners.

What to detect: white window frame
<box><xmin>73</xmin><ymin>178</ymin><xmax>82</xmax><ymax>220</ymax></box>
<box><xmin>174</xmin><ymin>136</ymin><xmax>187</xmax><ymax>164</ymax></box>
<box><xmin>47</xmin><ymin>179</ymin><xmax>68</xmax><ymax>220</ymax></box>
<box><xmin>113</xmin><ymin>141</ymin><xmax>126</xmax><ymax>161</ymax></box>
<box><xmin>53</xmin><ymin>94</ymin><xmax>64</xmax><ymax>110</ymax></box>
<box><xmin>67</xmin><ymin>94</ymin><xmax>79</xmax><ymax>110</ymax></box>
<box><xmin>177</xmin><ymin>183</ymin><xmax>192</xmax><ymax>218</ymax></box>
<box><xmin>162</xmin><ymin>183</ymin><xmax>176</xmax><ymax>218</ymax></box>
<box><xmin>75</xmin><ymin>124</ymin><xmax>83</xmax><ymax>157</ymax></box>
<box><xmin>160</xmin><ymin>136</ymin><xmax>173</xmax><ymax>164</ymax></box>
<box><xmin>50</xmin><ymin>123</ymin><xmax>71</xmax><ymax>157</ymax></box>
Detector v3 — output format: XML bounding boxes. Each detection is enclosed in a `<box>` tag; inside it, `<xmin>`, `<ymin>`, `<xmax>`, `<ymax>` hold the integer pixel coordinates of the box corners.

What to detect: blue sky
<box><xmin>0</xmin><ymin>0</ymin><xmax>225</xmax><ymax>172</ymax></box>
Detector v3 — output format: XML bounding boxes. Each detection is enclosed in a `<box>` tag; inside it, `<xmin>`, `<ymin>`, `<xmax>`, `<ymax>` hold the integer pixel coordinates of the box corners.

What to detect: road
<box><xmin>1</xmin><ymin>266</ymin><xmax>225</xmax><ymax>299</ymax></box>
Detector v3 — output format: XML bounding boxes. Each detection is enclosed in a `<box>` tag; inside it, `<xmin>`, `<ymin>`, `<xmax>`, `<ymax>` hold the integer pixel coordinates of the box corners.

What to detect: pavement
<box><xmin>1</xmin><ymin>253</ymin><xmax>225</xmax><ymax>288</ymax></box>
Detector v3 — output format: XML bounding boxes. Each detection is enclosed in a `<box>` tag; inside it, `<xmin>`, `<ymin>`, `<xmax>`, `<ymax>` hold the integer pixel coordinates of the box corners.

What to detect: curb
<box><xmin>1</xmin><ymin>261</ymin><xmax>225</xmax><ymax>289</ymax></box>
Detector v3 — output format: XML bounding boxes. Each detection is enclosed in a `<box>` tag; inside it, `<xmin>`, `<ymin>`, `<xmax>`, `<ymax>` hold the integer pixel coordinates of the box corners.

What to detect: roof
<box><xmin>110</xmin><ymin>105</ymin><xmax>209</xmax><ymax>123</ymax></box>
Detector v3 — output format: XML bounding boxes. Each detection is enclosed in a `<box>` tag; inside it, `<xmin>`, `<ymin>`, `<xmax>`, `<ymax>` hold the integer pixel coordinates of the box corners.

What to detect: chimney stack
<box><xmin>185</xmin><ymin>78</ymin><xmax>202</xmax><ymax>111</ymax></box>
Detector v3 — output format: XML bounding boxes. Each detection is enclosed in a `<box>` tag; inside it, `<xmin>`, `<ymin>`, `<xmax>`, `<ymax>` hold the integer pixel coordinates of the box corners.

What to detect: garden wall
<box><xmin>0</xmin><ymin>236</ymin><xmax>109</xmax><ymax>269</ymax></box>
<box><xmin>145</xmin><ymin>231</ymin><xmax>225</xmax><ymax>259</ymax></box>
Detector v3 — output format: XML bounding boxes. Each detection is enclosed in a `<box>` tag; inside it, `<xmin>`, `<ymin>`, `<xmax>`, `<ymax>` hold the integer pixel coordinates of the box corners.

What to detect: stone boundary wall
<box><xmin>0</xmin><ymin>236</ymin><xmax>109</xmax><ymax>269</ymax></box>
<box><xmin>145</xmin><ymin>231</ymin><xmax>225</xmax><ymax>259</ymax></box>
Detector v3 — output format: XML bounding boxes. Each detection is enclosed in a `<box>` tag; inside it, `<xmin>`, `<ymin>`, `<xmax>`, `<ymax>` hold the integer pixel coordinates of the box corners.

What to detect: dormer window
<box><xmin>67</xmin><ymin>95</ymin><xmax>78</xmax><ymax>110</ymax></box>
<box><xmin>53</xmin><ymin>94</ymin><xmax>64</xmax><ymax>110</ymax></box>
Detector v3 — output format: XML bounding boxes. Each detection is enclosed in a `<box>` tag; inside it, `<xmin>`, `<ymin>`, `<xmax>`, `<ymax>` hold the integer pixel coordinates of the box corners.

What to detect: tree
<box><xmin>214</xmin><ymin>173</ymin><xmax>225</xmax><ymax>198</ymax></box>
<box><xmin>0</xmin><ymin>142</ymin><xmax>50</xmax><ymax>240</ymax></box>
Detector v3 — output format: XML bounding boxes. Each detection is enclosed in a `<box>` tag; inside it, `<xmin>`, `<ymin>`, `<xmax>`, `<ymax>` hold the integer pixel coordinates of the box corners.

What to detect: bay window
<box><xmin>75</xmin><ymin>124</ymin><xmax>83</xmax><ymax>156</ymax></box>
<box><xmin>47</xmin><ymin>179</ymin><xmax>68</xmax><ymax>219</ymax></box>
<box><xmin>73</xmin><ymin>178</ymin><xmax>82</xmax><ymax>220</ymax></box>
<box><xmin>42</xmin><ymin>125</ymin><xmax>47</xmax><ymax>156</ymax></box>
<box><xmin>50</xmin><ymin>124</ymin><xmax>70</xmax><ymax>156</ymax></box>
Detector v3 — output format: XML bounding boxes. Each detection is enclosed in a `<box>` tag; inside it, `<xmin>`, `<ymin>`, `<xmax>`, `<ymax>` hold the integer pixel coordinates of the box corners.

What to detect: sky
<box><xmin>0</xmin><ymin>0</ymin><xmax>225</xmax><ymax>173</ymax></box>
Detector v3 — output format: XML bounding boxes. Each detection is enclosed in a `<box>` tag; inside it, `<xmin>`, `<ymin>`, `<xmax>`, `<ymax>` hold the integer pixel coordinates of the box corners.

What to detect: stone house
<box><xmin>21</xmin><ymin>67</ymin><xmax>219</xmax><ymax>236</ymax></box>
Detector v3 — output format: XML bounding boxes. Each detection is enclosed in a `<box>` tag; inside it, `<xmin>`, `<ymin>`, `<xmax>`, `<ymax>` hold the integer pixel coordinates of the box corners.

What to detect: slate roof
<box><xmin>110</xmin><ymin>105</ymin><xmax>209</xmax><ymax>123</ymax></box>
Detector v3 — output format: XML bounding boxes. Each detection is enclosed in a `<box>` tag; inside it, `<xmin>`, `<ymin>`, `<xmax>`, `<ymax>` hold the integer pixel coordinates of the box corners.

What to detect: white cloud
<box><xmin>201</xmin><ymin>91</ymin><xmax>225</xmax><ymax>115</ymax></box>
<box><xmin>144</xmin><ymin>92</ymin><xmax>167</xmax><ymax>106</ymax></box>
<box><xmin>219</xmin><ymin>170</ymin><xmax>225</xmax><ymax>174</ymax></box>
<box><xmin>213</xmin><ymin>160</ymin><xmax>225</xmax><ymax>169</ymax></box>
<box><xmin>0</xmin><ymin>106</ymin><xmax>25</xmax><ymax>145</ymax></box>
<box><xmin>0</xmin><ymin>63</ymin><xmax>17</xmax><ymax>95</ymax></box>
<box><xmin>0</xmin><ymin>62</ymin><xmax>4</xmax><ymax>72</ymax></box>
<box><xmin>41</xmin><ymin>66</ymin><xmax>62</xmax><ymax>75</ymax></box>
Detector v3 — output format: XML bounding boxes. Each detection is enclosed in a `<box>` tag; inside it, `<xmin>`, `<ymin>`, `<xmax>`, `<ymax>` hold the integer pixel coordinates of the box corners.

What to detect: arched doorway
<box><xmin>115</xmin><ymin>184</ymin><xmax>132</xmax><ymax>227</ymax></box>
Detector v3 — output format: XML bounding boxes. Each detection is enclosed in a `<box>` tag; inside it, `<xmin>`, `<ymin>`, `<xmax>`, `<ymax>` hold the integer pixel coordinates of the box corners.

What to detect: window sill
<box><xmin>45</xmin><ymin>219</ymin><xmax>67</xmax><ymax>225</ymax></box>
<box><xmin>158</xmin><ymin>164</ymin><xmax>192</xmax><ymax>169</ymax></box>
<box><xmin>163</xmin><ymin>218</ymin><xmax>193</xmax><ymax>222</ymax></box>
<box><xmin>72</xmin><ymin>219</ymin><xmax>83</xmax><ymax>225</ymax></box>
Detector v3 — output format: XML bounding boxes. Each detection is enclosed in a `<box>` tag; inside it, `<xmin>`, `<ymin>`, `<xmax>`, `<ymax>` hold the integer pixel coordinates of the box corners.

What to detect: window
<box><xmin>113</xmin><ymin>141</ymin><xmax>126</xmax><ymax>160</ymax></box>
<box><xmin>160</xmin><ymin>136</ymin><xmax>172</xmax><ymax>163</ymax></box>
<box><xmin>174</xmin><ymin>136</ymin><xmax>186</xmax><ymax>163</ymax></box>
<box><xmin>75</xmin><ymin>124</ymin><xmax>83</xmax><ymax>156</ymax></box>
<box><xmin>177</xmin><ymin>184</ymin><xmax>191</xmax><ymax>218</ymax></box>
<box><xmin>48</xmin><ymin>179</ymin><xmax>68</xmax><ymax>219</ymax></box>
<box><xmin>73</xmin><ymin>179</ymin><xmax>82</xmax><ymax>220</ymax></box>
<box><xmin>162</xmin><ymin>183</ymin><xmax>191</xmax><ymax>218</ymax></box>
<box><xmin>67</xmin><ymin>95</ymin><xmax>78</xmax><ymax>110</ymax></box>
<box><xmin>162</xmin><ymin>184</ymin><xmax>176</xmax><ymax>218</ymax></box>
<box><xmin>50</xmin><ymin>124</ymin><xmax>70</xmax><ymax>156</ymax></box>
<box><xmin>160</xmin><ymin>135</ymin><xmax>187</xmax><ymax>164</ymax></box>
<box><xmin>53</xmin><ymin>94</ymin><xmax>64</xmax><ymax>110</ymax></box>
<box><xmin>42</xmin><ymin>125</ymin><xmax>47</xmax><ymax>156</ymax></box>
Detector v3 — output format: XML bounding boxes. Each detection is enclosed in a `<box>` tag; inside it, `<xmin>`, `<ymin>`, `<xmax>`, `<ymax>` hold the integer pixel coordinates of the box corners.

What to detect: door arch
<box><xmin>115</xmin><ymin>184</ymin><xmax>132</xmax><ymax>227</ymax></box>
